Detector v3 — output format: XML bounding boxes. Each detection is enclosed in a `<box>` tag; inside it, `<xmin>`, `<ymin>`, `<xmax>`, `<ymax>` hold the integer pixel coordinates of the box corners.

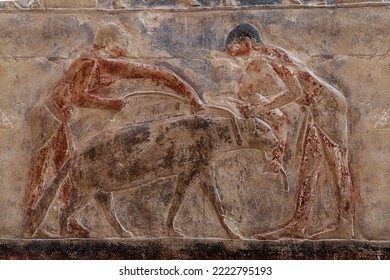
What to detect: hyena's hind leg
<box><xmin>200</xmin><ymin>163</ymin><xmax>243</xmax><ymax>239</ymax></box>
<box><xmin>94</xmin><ymin>191</ymin><xmax>133</xmax><ymax>238</ymax></box>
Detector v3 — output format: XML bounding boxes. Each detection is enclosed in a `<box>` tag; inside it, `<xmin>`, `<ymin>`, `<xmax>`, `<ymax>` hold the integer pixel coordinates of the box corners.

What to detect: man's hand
<box><xmin>236</xmin><ymin>94</ymin><xmax>271</xmax><ymax>117</ymax></box>
<box><xmin>263</xmin><ymin>46</ymin><xmax>293</xmax><ymax>64</ymax></box>
<box><xmin>181</xmin><ymin>86</ymin><xmax>205</xmax><ymax>114</ymax></box>
<box><xmin>190</xmin><ymin>99</ymin><xmax>206</xmax><ymax>114</ymax></box>
<box><xmin>109</xmin><ymin>98</ymin><xmax>126</xmax><ymax>111</ymax></box>
<box><xmin>270</xmin><ymin>62</ymin><xmax>294</xmax><ymax>80</ymax></box>
<box><xmin>236</xmin><ymin>103</ymin><xmax>254</xmax><ymax>118</ymax></box>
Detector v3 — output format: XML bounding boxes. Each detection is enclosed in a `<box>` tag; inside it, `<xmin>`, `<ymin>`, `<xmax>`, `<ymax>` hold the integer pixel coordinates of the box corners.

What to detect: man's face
<box><xmin>103</xmin><ymin>36</ymin><xmax>131</xmax><ymax>58</ymax></box>
<box><xmin>227</xmin><ymin>37</ymin><xmax>261</xmax><ymax>57</ymax></box>
<box><xmin>108</xmin><ymin>45</ymin><xmax>130</xmax><ymax>58</ymax></box>
<box><xmin>106</xmin><ymin>42</ymin><xmax>130</xmax><ymax>58</ymax></box>
<box><xmin>227</xmin><ymin>38</ymin><xmax>251</xmax><ymax>57</ymax></box>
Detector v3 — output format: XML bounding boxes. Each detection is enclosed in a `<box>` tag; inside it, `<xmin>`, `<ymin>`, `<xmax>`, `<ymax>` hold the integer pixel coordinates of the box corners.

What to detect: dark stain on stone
<box><xmin>114</xmin><ymin>124</ymin><xmax>152</xmax><ymax>153</ymax></box>
<box><xmin>174</xmin><ymin>116</ymin><xmax>212</xmax><ymax>133</ymax></box>
<box><xmin>161</xmin><ymin>142</ymin><xmax>176</xmax><ymax>172</ymax></box>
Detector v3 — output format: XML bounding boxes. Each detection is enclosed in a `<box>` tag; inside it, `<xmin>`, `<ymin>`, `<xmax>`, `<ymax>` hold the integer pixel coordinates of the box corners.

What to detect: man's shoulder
<box><xmin>246</xmin><ymin>54</ymin><xmax>272</xmax><ymax>71</ymax></box>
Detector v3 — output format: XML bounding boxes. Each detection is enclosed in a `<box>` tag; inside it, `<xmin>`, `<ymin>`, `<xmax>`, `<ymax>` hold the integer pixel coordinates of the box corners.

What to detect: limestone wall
<box><xmin>0</xmin><ymin>2</ymin><xmax>389</xmax><ymax>244</ymax></box>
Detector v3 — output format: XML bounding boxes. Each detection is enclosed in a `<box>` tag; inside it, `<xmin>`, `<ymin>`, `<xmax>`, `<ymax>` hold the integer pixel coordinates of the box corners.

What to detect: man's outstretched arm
<box><xmin>100</xmin><ymin>59</ymin><xmax>205</xmax><ymax>113</ymax></box>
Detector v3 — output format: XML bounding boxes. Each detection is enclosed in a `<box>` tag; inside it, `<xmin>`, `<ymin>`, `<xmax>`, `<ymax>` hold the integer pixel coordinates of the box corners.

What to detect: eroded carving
<box><xmin>1</xmin><ymin>0</ymin><xmax>388</xmax><ymax>10</ymax></box>
<box><xmin>220</xmin><ymin>0</ymin><xmax>240</xmax><ymax>6</ymax></box>
<box><xmin>97</xmin><ymin>0</ymin><xmax>128</xmax><ymax>9</ymax></box>
<box><xmin>0</xmin><ymin>109</ymin><xmax>13</xmax><ymax>129</ymax></box>
<box><xmin>97</xmin><ymin>0</ymin><xmax>201</xmax><ymax>9</ymax></box>
<box><xmin>0</xmin><ymin>0</ymin><xmax>42</xmax><ymax>9</ymax></box>
<box><xmin>13</xmin><ymin>0</ymin><xmax>42</xmax><ymax>9</ymax></box>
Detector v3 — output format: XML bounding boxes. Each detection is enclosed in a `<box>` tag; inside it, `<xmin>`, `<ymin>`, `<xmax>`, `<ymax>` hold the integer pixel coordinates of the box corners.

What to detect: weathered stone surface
<box><xmin>0</xmin><ymin>3</ymin><xmax>390</xmax><ymax>259</ymax></box>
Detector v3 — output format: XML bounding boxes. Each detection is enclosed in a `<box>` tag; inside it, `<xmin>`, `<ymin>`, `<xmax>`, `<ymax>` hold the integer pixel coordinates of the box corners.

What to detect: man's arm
<box><xmin>99</xmin><ymin>59</ymin><xmax>205</xmax><ymax>112</ymax></box>
<box><xmin>237</xmin><ymin>59</ymin><xmax>302</xmax><ymax>116</ymax></box>
<box><xmin>73</xmin><ymin>90</ymin><xmax>125</xmax><ymax>111</ymax></box>
<box><xmin>70</xmin><ymin>60</ymin><xmax>125</xmax><ymax>111</ymax></box>
<box><xmin>265</xmin><ymin>62</ymin><xmax>303</xmax><ymax>110</ymax></box>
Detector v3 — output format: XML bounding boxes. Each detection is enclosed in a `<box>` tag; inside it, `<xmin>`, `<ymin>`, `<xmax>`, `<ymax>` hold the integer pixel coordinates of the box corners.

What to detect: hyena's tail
<box><xmin>23</xmin><ymin>160</ymin><xmax>72</xmax><ymax>238</ymax></box>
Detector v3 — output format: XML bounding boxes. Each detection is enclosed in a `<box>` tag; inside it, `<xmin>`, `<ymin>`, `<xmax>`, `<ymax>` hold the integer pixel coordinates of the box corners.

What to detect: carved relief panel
<box><xmin>0</xmin><ymin>0</ymin><xmax>389</xmax><ymax>259</ymax></box>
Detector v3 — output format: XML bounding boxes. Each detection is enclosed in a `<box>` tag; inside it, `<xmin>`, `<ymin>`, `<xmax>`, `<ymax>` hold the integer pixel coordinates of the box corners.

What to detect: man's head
<box><xmin>93</xmin><ymin>23</ymin><xmax>131</xmax><ymax>58</ymax></box>
<box><xmin>226</xmin><ymin>23</ymin><xmax>263</xmax><ymax>56</ymax></box>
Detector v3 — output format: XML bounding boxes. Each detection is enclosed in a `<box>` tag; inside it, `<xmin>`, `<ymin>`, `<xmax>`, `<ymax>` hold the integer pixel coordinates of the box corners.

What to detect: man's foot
<box><xmin>65</xmin><ymin>219</ymin><xmax>91</xmax><ymax>238</ymax></box>
<box><xmin>253</xmin><ymin>222</ymin><xmax>306</xmax><ymax>240</ymax></box>
<box><xmin>32</xmin><ymin>228</ymin><xmax>60</xmax><ymax>239</ymax></box>
<box><xmin>167</xmin><ymin>227</ymin><xmax>185</xmax><ymax>238</ymax></box>
<box><xmin>308</xmin><ymin>222</ymin><xmax>353</xmax><ymax>240</ymax></box>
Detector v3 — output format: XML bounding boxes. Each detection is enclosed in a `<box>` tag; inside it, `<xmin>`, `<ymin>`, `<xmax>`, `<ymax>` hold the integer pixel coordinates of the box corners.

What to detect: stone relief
<box><xmin>1</xmin><ymin>0</ymin><xmax>387</xmax><ymax>9</ymax></box>
<box><xmin>97</xmin><ymin>0</ymin><xmax>130</xmax><ymax>9</ymax></box>
<box><xmin>0</xmin><ymin>0</ymin><xmax>42</xmax><ymax>9</ymax></box>
<box><xmin>21</xmin><ymin>20</ymin><xmax>356</xmax><ymax>240</ymax></box>
<box><xmin>97</xmin><ymin>0</ymin><xmax>201</xmax><ymax>9</ymax></box>
<box><xmin>0</xmin><ymin>109</ymin><xmax>13</xmax><ymax>129</ymax></box>
<box><xmin>0</xmin><ymin>0</ymin><xmax>389</xmax><ymax>260</ymax></box>
<box><xmin>112</xmin><ymin>0</ymin><xmax>326</xmax><ymax>7</ymax></box>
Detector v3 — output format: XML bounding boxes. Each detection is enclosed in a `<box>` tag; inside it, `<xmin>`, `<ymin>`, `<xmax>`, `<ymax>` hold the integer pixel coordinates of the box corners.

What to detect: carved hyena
<box><xmin>29</xmin><ymin>114</ymin><xmax>278</xmax><ymax>238</ymax></box>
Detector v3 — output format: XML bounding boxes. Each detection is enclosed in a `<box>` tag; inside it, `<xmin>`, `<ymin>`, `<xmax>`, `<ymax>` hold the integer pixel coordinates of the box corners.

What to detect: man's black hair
<box><xmin>226</xmin><ymin>23</ymin><xmax>263</xmax><ymax>47</ymax></box>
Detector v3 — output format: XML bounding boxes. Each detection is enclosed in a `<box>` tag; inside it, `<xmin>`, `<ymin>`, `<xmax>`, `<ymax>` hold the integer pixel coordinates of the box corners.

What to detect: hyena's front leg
<box><xmin>166</xmin><ymin>171</ymin><xmax>194</xmax><ymax>237</ymax></box>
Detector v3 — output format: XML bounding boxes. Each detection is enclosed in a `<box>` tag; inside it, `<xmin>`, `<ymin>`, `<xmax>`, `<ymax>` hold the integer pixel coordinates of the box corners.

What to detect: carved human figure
<box><xmin>225</xmin><ymin>23</ymin><xmax>354</xmax><ymax>239</ymax></box>
<box><xmin>225</xmin><ymin>24</ymin><xmax>290</xmax><ymax>189</ymax></box>
<box><xmin>24</xmin><ymin>23</ymin><xmax>204</xmax><ymax>237</ymax></box>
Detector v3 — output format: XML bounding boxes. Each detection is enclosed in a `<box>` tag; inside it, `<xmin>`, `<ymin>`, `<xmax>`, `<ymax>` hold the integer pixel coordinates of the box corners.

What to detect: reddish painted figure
<box><xmin>225</xmin><ymin>23</ymin><xmax>354</xmax><ymax>239</ymax></box>
<box><xmin>24</xmin><ymin>23</ymin><xmax>204</xmax><ymax>237</ymax></box>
